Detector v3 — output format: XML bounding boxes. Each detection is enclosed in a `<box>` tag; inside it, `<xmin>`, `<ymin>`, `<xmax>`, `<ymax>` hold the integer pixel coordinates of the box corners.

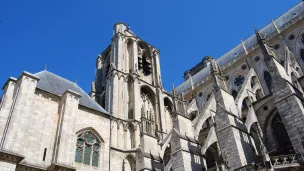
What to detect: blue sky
<box><xmin>0</xmin><ymin>0</ymin><xmax>299</xmax><ymax>92</ymax></box>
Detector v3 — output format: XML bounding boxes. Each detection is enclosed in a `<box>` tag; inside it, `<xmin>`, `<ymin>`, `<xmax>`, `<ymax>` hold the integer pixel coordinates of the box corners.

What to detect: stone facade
<box><xmin>1</xmin><ymin>1</ymin><xmax>304</xmax><ymax>171</ymax></box>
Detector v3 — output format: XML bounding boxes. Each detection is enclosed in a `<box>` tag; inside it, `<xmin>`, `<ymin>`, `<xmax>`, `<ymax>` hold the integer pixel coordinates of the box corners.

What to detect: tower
<box><xmin>91</xmin><ymin>23</ymin><xmax>166</xmax><ymax>171</ymax></box>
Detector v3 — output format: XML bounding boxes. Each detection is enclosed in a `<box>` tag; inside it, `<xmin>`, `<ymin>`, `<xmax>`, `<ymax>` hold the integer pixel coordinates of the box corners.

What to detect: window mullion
<box><xmin>82</xmin><ymin>141</ymin><xmax>85</xmax><ymax>164</ymax></box>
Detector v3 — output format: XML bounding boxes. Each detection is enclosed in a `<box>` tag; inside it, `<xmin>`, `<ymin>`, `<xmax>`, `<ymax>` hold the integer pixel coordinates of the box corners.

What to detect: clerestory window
<box><xmin>234</xmin><ymin>75</ymin><xmax>245</xmax><ymax>87</ymax></box>
<box><xmin>75</xmin><ymin>131</ymin><xmax>100</xmax><ymax>167</ymax></box>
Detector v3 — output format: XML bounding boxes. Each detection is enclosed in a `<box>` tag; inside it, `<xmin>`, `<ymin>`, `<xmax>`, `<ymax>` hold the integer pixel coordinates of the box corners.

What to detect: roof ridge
<box><xmin>35</xmin><ymin>70</ymin><xmax>76</xmax><ymax>85</ymax></box>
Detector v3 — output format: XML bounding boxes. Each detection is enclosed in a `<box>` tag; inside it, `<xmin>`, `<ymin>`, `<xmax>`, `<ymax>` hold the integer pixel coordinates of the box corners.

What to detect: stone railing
<box><xmin>271</xmin><ymin>154</ymin><xmax>304</xmax><ymax>168</ymax></box>
<box><xmin>235</xmin><ymin>154</ymin><xmax>304</xmax><ymax>170</ymax></box>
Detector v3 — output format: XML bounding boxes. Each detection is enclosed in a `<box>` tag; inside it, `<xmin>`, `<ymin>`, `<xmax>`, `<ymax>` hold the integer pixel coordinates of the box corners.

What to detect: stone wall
<box><xmin>0</xmin><ymin>161</ymin><xmax>16</xmax><ymax>171</ymax></box>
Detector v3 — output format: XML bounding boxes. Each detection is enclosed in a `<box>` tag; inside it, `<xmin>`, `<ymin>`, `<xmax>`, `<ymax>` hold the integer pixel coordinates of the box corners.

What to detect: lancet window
<box><xmin>138</xmin><ymin>42</ymin><xmax>152</xmax><ymax>76</ymax></box>
<box><xmin>140</xmin><ymin>87</ymin><xmax>156</xmax><ymax>136</ymax></box>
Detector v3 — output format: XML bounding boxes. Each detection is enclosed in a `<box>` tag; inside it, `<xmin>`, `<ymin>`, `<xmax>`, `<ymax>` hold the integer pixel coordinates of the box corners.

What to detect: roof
<box><xmin>34</xmin><ymin>70</ymin><xmax>109</xmax><ymax>115</ymax></box>
<box><xmin>176</xmin><ymin>1</ymin><xmax>304</xmax><ymax>94</ymax></box>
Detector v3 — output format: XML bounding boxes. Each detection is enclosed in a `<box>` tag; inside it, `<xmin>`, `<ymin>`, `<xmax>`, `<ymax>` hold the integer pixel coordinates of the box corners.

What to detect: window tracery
<box><xmin>75</xmin><ymin>131</ymin><xmax>100</xmax><ymax>167</ymax></box>
<box><xmin>233</xmin><ymin>75</ymin><xmax>245</xmax><ymax>87</ymax></box>
<box><xmin>140</xmin><ymin>90</ymin><xmax>156</xmax><ymax>136</ymax></box>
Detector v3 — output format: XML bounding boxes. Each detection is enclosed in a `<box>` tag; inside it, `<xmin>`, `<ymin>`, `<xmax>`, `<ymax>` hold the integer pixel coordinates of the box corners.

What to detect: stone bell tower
<box><xmin>90</xmin><ymin>23</ymin><xmax>166</xmax><ymax>170</ymax></box>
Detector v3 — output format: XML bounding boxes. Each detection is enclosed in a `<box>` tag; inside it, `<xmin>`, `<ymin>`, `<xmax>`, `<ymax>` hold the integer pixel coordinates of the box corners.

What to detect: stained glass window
<box><xmin>75</xmin><ymin>131</ymin><xmax>100</xmax><ymax>167</ymax></box>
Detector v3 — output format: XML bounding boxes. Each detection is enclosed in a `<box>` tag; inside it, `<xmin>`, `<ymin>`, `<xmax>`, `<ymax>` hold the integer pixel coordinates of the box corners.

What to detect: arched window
<box><xmin>127</xmin><ymin>39</ymin><xmax>134</xmax><ymax>73</ymax></box>
<box><xmin>142</xmin><ymin>53</ymin><xmax>152</xmax><ymax>76</ymax></box>
<box><xmin>264</xmin><ymin>71</ymin><xmax>272</xmax><ymax>93</ymax></box>
<box><xmin>272</xmin><ymin>114</ymin><xmax>294</xmax><ymax>154</ymax></box>
<box><xmin>75</xmin><ymin>131</ymin><xmax>100</xmax><ymax>167</ymax></box>
<box><xmin>140</xmin><ymin>86</ymin><xmax>157</xmax><ymax>136</ymax></box>
<box><xmin>164</xmin><ymin>98</ymin><xmax>173</xmax><ymax>129</ymax></box>
<box><xmin>138</xmin><ymin>42</ymin><xmax>152</xmax><ymax>76</ymax></box>
<box><xmin>232</xmin><ymin>90</ymin><xmax>238</xmax><ymax>100</ymax></box>
<box><xmin>124</xmin><ymin>155</ymin><xmax>136</xmax><ymax>171</ymax></box>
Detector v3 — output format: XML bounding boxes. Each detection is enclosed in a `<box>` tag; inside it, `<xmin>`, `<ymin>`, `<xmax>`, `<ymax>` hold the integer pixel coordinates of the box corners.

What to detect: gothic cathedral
<box><xmin>1</xmin><ymin>1</ymin><xmax>304</xmax><ymax>171</ymax></box>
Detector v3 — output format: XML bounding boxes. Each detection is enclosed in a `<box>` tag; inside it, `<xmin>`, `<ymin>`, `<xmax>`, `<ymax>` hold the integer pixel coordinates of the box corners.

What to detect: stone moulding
<box><xmin>16</xmin><ymin>163</ymin><xmax>46</xmax><ymax>171</ymax></box>
<box><xmin>47</xmin><ymin>163</ymin><xmax>76</xmax><ymax>171</ymax></box>
<box><xmin>0</xmin><ymin>150</ymin><xmax>24</xmax><ymax>164</ymax></box>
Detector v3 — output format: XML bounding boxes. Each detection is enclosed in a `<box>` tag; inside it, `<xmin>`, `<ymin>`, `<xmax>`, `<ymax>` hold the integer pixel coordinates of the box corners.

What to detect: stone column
<box><xmin>133</xmin><ymin>78</ymin><xmax>141</xmax><ymax>121</ymax></box>
<box><xmin>53</xmin><ymin>89</ymin><xmax>81</xmax><ymax>167</ymax></box>
<box><xmin>132</xmin><ymin>40</ymin><xmax>138</xmax><ymax>74</ymax></box>
<box><xmin>0</xmin><ymin>77</ymin><xmax>17</xmax><ymax>145</ymax></box>
<box><xmin>153</xmin><ymin>51</ymin><xmax>162</xmax><ymax>87</ymax></box>
<box><xmin>116</xmin><ymin>34</ymin><xmax>124</xmax><ymax>71</ymax></box>
<box><xmin>107</xmin><ymin>73</ymin><xmax>119</xmax><ymax>117</ymax></box>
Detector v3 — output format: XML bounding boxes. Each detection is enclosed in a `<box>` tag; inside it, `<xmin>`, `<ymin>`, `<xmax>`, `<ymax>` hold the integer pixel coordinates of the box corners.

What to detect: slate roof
<box><xmin>176</xmin><ymin>1</ymin><xmax>304</xmax><ymax>94</ymax></box>
<box><xmin>34</xmin><ymin>70</ymin><xmax>109</xmax><ymax>115</ymax></box>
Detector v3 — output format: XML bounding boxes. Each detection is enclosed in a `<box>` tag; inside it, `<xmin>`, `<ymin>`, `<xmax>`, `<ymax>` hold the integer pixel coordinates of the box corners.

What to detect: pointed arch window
<box><xmin>264</xmin><ymin>71</ymin><xmax>272</xmax><ymax>93</ymax></box>
<box><xmin>75</xmin><ymin>131</ymin><xmax>100</xmax><ymax>167</ymax></box>
<box><xmin>272</xmin><ymin>114</ymin><xmax>294</xmax><ymax>154</ymax></box>
<box><xmin>138</xmin><ymin>42</ymin><xmax>152</xmax><ymax>76</ymax></box>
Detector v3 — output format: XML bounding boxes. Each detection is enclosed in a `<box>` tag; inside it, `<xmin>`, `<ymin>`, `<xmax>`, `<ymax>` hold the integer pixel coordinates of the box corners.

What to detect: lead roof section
<box><xmin>176</xmin><ymin>1</ymin><xmax>304</xmax><ymax>95</ymax></box>
<box><xmin>34</xmin><ymin>70</ymin><xmax>109</xmax><ymax>115</ymax></box>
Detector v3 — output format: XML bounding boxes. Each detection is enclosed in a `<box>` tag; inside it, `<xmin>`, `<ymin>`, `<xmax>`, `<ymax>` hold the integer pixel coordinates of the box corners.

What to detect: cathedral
<box><xmin>1</xmin><ymin>1</ymin><xmax>304</xmax><ymax>171</ymax></box>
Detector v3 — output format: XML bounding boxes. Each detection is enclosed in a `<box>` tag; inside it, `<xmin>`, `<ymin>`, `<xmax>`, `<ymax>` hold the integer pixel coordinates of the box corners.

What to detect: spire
<box><xmin>172</xmin><ymin>83</ymin><xmax>177</xmax><ymax>114</ymax></box>
<box><xmin>44</xmin><ymin>64</ymin><xmax>47</xmax><ymax>70</ymax></box>
<box><xmin>207</xmin><ymin>56</ymin><xmax>219</xmax><ymax>74</ymax></box>
<box><xmin>241</xmin><ymin>39</ymin><xmax>249</xmax><ymax>55</ymax></box>
<box><xmin>186</xmin><ymin>71</ymin><xmax>194</xmax><ymax>90</ymax></box>
<box><xmin>271</xmin><ymin>18</ymin><xmax>281</xmax><ymax>34</ymax></box>
<box><xmin>254</xmin><ymin>27</ymin><xmax>265</xmax><ymax>41</ymax></box>
<box><xmin>255</xmin><ymin>27</ymin><xmax>274</xmax><ymax>59</ymax></box>
<box><xmin>207</xmin><ymin>56</ymin><xmax>227</xmax><ymax>91</ymax></box>
<box><xmin>91</xmin><ymin>82</ymin><xmax>96</xmax><ymax>92</ymax></box>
